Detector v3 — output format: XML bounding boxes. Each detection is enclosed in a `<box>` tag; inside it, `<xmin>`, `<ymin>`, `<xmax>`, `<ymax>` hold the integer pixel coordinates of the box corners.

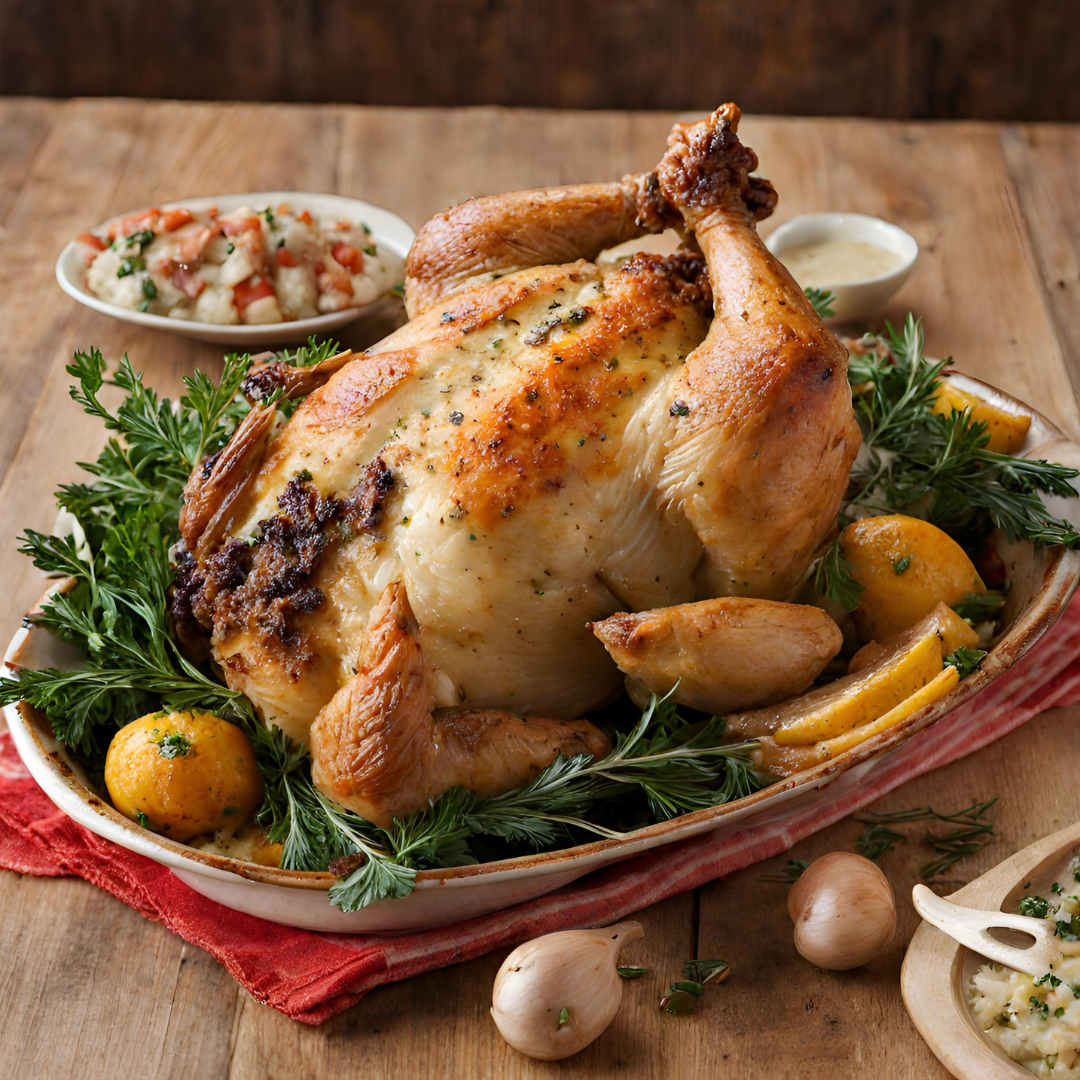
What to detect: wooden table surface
<box><xmin>1</xmin><ymin>98</ymin><xmax>1079</xmax><ymax>1080</ymax></box>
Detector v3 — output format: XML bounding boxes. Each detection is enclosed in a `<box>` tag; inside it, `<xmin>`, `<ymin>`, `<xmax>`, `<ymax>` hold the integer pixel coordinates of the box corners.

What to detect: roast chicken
<box><xmin>176</xmin><ymin>104</ymin><xmax>861</xmax><ymax>827</ymax></box>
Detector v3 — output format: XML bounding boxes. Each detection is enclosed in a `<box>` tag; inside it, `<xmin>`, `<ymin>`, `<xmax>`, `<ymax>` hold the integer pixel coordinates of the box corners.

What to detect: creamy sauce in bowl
<box><xmin>781</xmin><ymin>239</ymin><xmax>904</xmax><ymax>287</ymax></box>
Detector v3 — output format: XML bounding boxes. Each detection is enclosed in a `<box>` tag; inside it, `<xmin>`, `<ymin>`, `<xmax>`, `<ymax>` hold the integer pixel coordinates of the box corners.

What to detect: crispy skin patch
<box><xmin>445</xmin><ymin>253</ymin><xmax>710</xmax><ymax>528</ymax></box>
<box><xmin>175</xmin><ymin>460</ymin><xmax>393</xmax><ymax>673</ymax></box>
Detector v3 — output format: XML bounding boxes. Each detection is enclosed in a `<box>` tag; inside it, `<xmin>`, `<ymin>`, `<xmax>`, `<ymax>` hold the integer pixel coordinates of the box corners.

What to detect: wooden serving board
<box><xmin>903</xmin><ymin>821</ymin><xmax>1080</xmax><ymax>1079</ymax></box>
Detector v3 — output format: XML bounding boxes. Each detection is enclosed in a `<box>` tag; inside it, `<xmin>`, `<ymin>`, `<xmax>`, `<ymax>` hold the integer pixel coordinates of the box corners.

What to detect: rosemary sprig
<box><xmin>855</xmin><ymin>824</ymin><xmax>905</xmax><ymax>862</ymax></box>
<box><xmin>855</xmin><ymin>798</ymin><xmax>998</xmax><ymax>878</ymax></box>
<box><xmin>805</xmin><ymin>287</ymin><xmax>836</xmax><ymax>319</ymax></box>
<box><xmin>817</xmin><ymin>315</ymin><xmax>1080</xmax><ymax>606</ymax></box>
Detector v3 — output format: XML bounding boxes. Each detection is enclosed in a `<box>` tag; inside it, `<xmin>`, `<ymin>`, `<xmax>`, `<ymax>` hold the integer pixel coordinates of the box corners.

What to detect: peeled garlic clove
<box><xmin>491</xmin><ymin>921</ymin><xmax>644</xmax><ymax>1060</ymax></box>
<box><xmin>787</xmin><ymin>851</ymin><xmax>896</xmax><ymax>970</ymax></box>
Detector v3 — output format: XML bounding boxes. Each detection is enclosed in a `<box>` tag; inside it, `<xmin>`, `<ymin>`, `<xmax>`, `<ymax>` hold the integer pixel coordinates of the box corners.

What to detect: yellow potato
<box><xmin>841</xmin><ymin>514</ymin><xmax>985</xmax><ymax>642</ymax></box>
<box><xmin>726</xmin><ymin>630</ymin><xmax>944</xmax><ymax>746</ymax></box>
<box><xmin>849</xmin><ymin>602</ymin><xmax>978</xmax><ymax>674</ymax></box>
<box><xmin>756</xmin><ymin>665</ymin><xmax>960</xmax><ymax>776</ymax></box>
<box><xmin>105</xmin><ymin>710</ymin><xmax>263</xmax><ymax>842</ymax></box>
<box><xmin>932</xmin><ymin>379</ymin><xmax>1032</xmax><ymax>455</ymax></box>
<box><xmin>251</xmin><ymin>841</ymin><xmax>284</xmax><ymax>868</ymax></box>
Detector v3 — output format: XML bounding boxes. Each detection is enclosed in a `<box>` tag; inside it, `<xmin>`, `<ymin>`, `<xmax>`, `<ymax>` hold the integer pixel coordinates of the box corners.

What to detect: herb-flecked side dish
<box><xmin>4</xmin><ymin>103</ymin><xmax>1080</xmax><ymax>913</ymax></box>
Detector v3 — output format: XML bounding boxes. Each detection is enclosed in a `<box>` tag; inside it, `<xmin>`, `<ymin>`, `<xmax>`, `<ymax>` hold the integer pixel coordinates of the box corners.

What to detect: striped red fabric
<box><xmin>2</xmin><ymin>595</ymin><xmax>1079</xmax><ymax>1024</ymax></box>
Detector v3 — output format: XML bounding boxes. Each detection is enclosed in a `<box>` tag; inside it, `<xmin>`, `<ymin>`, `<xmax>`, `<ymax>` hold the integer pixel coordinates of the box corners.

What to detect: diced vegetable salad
<box><xmin>77</xmin><ymin>203</ymin><xmax>404</xmax><ymax>325</ymax></box>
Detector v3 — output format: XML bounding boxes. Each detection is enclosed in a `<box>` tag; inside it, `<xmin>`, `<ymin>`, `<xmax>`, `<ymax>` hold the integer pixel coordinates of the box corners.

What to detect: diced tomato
<box><xmin>107</xmin><ymin>209</ymin><xmax>154</xmax><ymax>241</ymax></box>
<box><xmin>276</xmin><ymin>202</ymin><xmax>293</xmax><ymax>217</ymax></box>
<box><xmin>173</xmin><ymin>225</ymin><xmax>215</xmax><ymax>266</ymax></box>
<box><xmin>326</xmin><ymin>268</ymin><xmax>354</xmax><ymax>296</ymax></box>
<box><xmin>206</xmin><ymin>206</ymin><xmax>219</xmax><ymax>219</ymax></box>
<box><xmin>76</xmin><ymin>232</ymin><xmax>106</xmax><ymax>266</ymax></box>
<box><xmin>332</xmin><ymin>242</ymin><xmax>362</xmax><ymax>274</ymax></box>
<box><xmin>161</xmin><ymin>208</ymin><xmax>194</xmax><ymax>232</ymax></box>
<box><xmin>276</xmin><ymin>247</ymin><xmax>298</xmax><ymax>268</ymax></box>
<box><xmin>171</xmin><ymin>266</ymin><xmax>206</xmax><ymax>299</ymax></box>
<box><xmin>313</xmin><ymin>260</ymin><xmax>325</xmax><ymax>275</ymax></box>
<box><xmin>298</xmin><ymin>210</ymin><xmax>313</xmax><ymax>225</ymax></box>
<box><xmin>221</xmin><ymin>215</ymin><xmax>262</xmax><ymax>237</ymax></box>
<box><xmin>233</xmin><ymin>275</ymin><xmax>275</xmax><ymax>314</ymax></box>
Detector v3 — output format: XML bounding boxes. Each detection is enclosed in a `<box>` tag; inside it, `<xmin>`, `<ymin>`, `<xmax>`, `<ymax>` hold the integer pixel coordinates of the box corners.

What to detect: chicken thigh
<box><xmin>177</xmin><ymin>104</ymin><xmax>859</xmax><ymax>823</ymax></box>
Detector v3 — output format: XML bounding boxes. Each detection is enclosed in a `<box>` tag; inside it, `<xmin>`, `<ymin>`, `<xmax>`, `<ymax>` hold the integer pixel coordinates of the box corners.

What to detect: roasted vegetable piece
<box><xmin>755</xmin><ymin>665</ymin><xmax>959</xmax><ymax>776</ymax></box>
<box><xmin>104</xmin><ymin>710</ymin><xmax>263</xmax><ymax>841</ymax></box>
<box><xmin>590</xmin><ymin>597</ymin><xmax>842</xmax><ymax>715</ymax></box>
<box><xmin>840</xmin><ymin>514</ymin><xmax>985</xmax><ymax>642</ymax></box>
<box><xmin>848</xmin><ymin>602</ymin><xmax>978</xmax><ymax>675</ymax></box>
<box><xmin>725</xmin><ymin>602</ymin><xmax>976</xmax><ymax>746</ymax></box>
<box><xmin>932</xmin><ymin>379</ymin><xmax>1032</xmax><ymax>455</ymax></box>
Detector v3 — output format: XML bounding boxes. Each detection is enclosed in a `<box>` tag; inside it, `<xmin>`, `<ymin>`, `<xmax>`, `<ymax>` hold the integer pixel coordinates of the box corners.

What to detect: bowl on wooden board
<box><xmin>55</xmin><ymin>191</ymin><xmax>415</xmax><ymax>346</ymax></box>
<box><xmin>903</xmin><ymin>821</ymin><xmax>1080</xmax><ymax>1079</ymax></box>
<box><xmin>3</xmin><ymin>376</ymin><xmax>1080</xmax><ymax>933</ymax></box>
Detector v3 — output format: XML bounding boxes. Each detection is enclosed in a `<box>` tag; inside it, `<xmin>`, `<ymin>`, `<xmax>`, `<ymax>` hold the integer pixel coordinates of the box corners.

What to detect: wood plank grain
<box><xmin>999</xmin><ymin>124</ymin><xmax>1080</xmax><ymax>409</ymax></box>
<box><xmin>0</xmin><ymin>99</ymin><xmax>1076</xmax><ymax>1080</ymax></box>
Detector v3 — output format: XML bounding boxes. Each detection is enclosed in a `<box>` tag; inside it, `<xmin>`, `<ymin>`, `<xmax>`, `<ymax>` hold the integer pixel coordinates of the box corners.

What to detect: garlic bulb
<box><xmin>787</xmin><ymin>852</ymin><xmax>896</xmax><ymax>970</ymax></box>
<box><xmin>491</xmin><ymin>921</ymin><xmax>644</xmax><ymax>1060</ymax></box>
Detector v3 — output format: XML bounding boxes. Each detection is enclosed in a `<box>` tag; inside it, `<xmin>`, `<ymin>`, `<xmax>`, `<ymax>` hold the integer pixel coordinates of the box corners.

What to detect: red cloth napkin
<box><xmin>4</xmin><ymin>595</ymin><xmax>1080</xmax><ymax>1025</ymax></box>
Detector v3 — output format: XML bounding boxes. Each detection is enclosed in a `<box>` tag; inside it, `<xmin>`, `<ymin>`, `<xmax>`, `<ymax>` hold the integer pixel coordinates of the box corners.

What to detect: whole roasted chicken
<box><xmin>177</xmin><ymin>105</ymin><xmax>860</xmax><ymax>827</ymax></box>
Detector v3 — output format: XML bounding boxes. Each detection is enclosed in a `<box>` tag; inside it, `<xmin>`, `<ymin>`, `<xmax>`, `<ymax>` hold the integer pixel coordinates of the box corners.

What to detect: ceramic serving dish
<box><xmin>765</xmin><ymin>212</ymin><xmax>919</xmax><ymax>323</ymax></box>
<box><xmin>4</xmin><ymin>375</ymin><xmax>1080</xmax><ymax>933</ymax></box>
<box><xmin>55</xmin><ymin>191</ymin><xmax>415</xmax><ymax>346</ymax></box>
<box><xmin>903</xmin><ymin>820</ymin><xmax>1080</xmax><ymax>1078</ymax></box>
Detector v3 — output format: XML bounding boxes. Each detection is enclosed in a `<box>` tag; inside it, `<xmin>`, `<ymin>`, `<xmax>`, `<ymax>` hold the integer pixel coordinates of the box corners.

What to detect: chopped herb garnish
<box><xmin>1019</xmin><ymin>895</ymin><xmax>1052</xmax><ymax>919</ymax></box>
<box><xmin>126</xmin><ymin>228</ymin><xmax>155</xmax><ymax>249</ymax></box>
<box><xmin>136</xmin><ymin>300</ymin><xmax>150</xmax><ymax>312</ymax></box>
<box><xmin>226</xmin><ymin>242</ymin><xmax>235</xmax><ymax>254</ymax></box>
<box><xmin>135</xmin><ymin>811</ymin><xmax>150</xmax><ymax>828</ymax></box>
<box><xmin>117</xmin><ymin>256</ymin><xmax>146</xmax><ymax>278</ymax></box>
<box><xmin>618</xmin><ymin>966</ymin><xmax>649</xmax><ymax>979</ymax></box>
<box><xmin>155</xmin><ymin>732</ymin><xmax>192</xmax><ymax>759</ymax></box>
<box><xmin>669</xmin><ymin>400</ymin><xmax>690</xmax><ymax>418</ymax></box>
<box><xmin>142</xmin><ymin>278</ymin><xmax>158</xmax><ymax>300</ymax></box>
<box><xmin>557</xmin><ymin>1007</ymin><xmax>569</xmax><ymax>1027</ymax></box>
<box><xmin>944</xmin><ymin>647</ymin><xmax>987</xmax><ymax>678</ymax></box>
<box><xmin>893</xmin><ymin>554</ymin><xmax>913</xmax><ymax>574</ymax></box>
<box><xmin>661</xmin><ymin>959</ymin><xmax>729</xmax><ymax>1015</ymax></box>
<box><xmin>362</xmin><ymin>245</ymin><xmax>377</xmax><ymax>257</ymax></box>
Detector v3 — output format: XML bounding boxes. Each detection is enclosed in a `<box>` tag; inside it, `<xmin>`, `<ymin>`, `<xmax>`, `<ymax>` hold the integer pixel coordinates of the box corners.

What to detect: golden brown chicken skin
<box><xmin>176</xmin><ymin>103</ymin><xmax>860</xmax><ymax>823</ymax></box>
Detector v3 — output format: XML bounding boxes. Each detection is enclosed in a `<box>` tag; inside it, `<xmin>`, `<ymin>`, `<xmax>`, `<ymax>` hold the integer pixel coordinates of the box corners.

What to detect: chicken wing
<box><xmin>590</xmin><ymin>598</ymin><xmax>842</xmax><ymax>715</ymax></box>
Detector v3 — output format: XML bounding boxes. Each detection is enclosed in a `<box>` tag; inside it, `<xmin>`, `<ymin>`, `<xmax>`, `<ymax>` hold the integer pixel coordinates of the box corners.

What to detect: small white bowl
<box><xmin>765</xmin><ymin>212</ymin><xmax>918</xmax><ymax>323</ymax></box>
<box><xmin>56</xmin><ymin>191</ymin><xmax>415</xmax><ymax>346</ymax></box>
